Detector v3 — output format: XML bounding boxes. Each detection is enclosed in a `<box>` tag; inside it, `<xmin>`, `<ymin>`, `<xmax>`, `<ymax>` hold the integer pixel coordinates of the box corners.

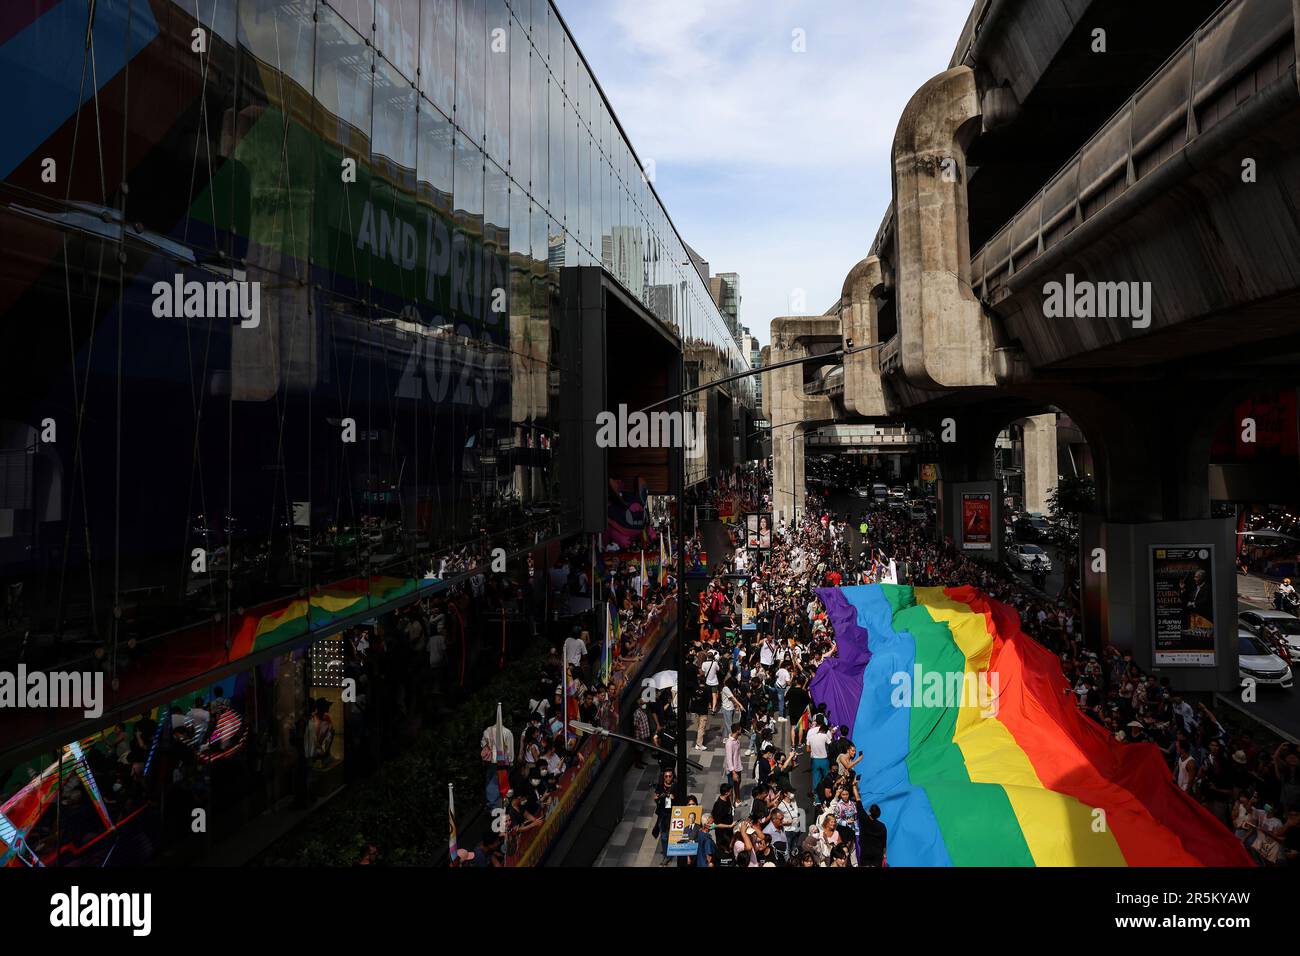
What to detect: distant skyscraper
<box><xmin>684</xmin><ymin>243</ymin><xmax>710</xmax><ymax>286</ymax></box>
<box><xmin>710</xmin><ymin>273</ymin><xmax>741</xmax><ymax>342</ymax></box>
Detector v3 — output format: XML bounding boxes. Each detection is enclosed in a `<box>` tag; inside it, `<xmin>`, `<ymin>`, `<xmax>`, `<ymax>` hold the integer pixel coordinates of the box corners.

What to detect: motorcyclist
<box><xmin>1276</xmin><ymin>578</ymin><xmax>1298</xmax><ymax>612</ymax></box>
<box><xmin>1030</xmin><ymin>554</ymin><xmax>1048</xmax><ymax>590</ymax></box>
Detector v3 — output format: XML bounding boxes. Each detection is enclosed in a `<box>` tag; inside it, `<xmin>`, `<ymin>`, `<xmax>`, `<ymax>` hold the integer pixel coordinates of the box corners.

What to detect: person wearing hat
<box><xmin>1276</xmin><ymin>578</ymin><xmax>1297</xmax><ymax>611</ymax></box>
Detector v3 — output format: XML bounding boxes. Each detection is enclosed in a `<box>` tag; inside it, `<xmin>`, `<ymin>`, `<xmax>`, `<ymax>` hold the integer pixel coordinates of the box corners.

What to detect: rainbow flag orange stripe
<box><xmin>810</xmin><ymin>584</ymin><xmax>1251</xmax><ymax>867</ymax></box>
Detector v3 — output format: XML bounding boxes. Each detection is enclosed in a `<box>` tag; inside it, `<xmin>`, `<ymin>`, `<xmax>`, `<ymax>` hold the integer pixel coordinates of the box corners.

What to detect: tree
<box><xmin>1046</xmin><ymin>475</ymin><xmax>1096</xmax><ymax>603</ymax></box>
<box><xmin>1046</xmin><ymin>475</ymin><xmax>1096</xmax><ymax>533</ymax></box>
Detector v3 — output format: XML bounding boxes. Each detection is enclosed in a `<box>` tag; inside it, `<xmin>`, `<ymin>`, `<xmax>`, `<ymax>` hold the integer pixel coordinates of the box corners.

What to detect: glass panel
<box><xmin>548</xmin><ymin>3</ymin><xmax>564</xmax><ymax>68</ymax></box>
<box><xmin>234</xmin><ymin>0</ymin><xmax>318</xmax><ymax>275</ymax></box>
<box><xmin>416</xmin><ymin>102</ymin><xmax>455</xmax><ymax>326</ymax></box>
<box><xmin>510</xmin><ymin>0</ymin><xmax>531</xmax><ymax>36</ymax></box>
<box><xmin>530</xmin><ymin>0</ymin><xmax>547</xmax><ymax>45</ymax></box>
<box><xmin>332</xmin><ymin>0</ymin><xmax>374</xmax><ymax>37</ymax></box>
<box><xmin>371</xmin><ymin>54</ymin><xmax>421</xmax><ymax>311</ymax></box>
<box><xmin>455</xmin><ymin>0</ymin><xmax>487</xmax><ymax>146</ymax></box>
<box><xmin>453</xmin><ymin>133</ymin><xmax>485</xmax><ymax>336</ymax></box>
<box><xmin>530</xmin><ymin>51</ymin><xmax>549</xmax><ymax>206</ymax></box>
<box><xmin>548</xmin><ymin>80</ymin><xmax>564</xmax><ymax>219</ymax></box>
<box><xmin>314</xmin><ymin>4</ymin><xmax>375</xmax><ymax>300</ymax></box>
<box><xmin>376</xmin><ymin>0</ymin><xmax>419</xmax><ymax>81</ymax></box>
<box><xmin>565</xmin><ymin>109</ymin><xmax>578</xmax><ymax>232</ymax></box>
<box><xmin>419</xmin><ymin>0</ymin><xmax>456</xmax><ymax>115</ymax></box>
<box><xmin>484</xmin><ymin>0</ymin><xmax>511</xmax><ymax>166</ymax></box>
<box><xmin>582</xmin><ymin>128</ymin><xmax>595</xmax><ymax>254</ymax></box>
<box><xmin>484</xmin><ymin>160</ymin><xmax>511</xmax><ymax>349</ymax></box>
<box><xmin>565</xmin><ymin>32</ymin><xmax>579</xmax><ymax>107</ymax></box>
<box><xmin>509</xmin><ymin>18</ymin><xmax>530</xmax><ymax>179</ymax></box>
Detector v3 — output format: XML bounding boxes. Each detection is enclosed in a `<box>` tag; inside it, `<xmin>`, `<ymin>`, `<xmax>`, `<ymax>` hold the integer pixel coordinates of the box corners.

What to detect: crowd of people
<box><xmin>652</xmin><ymin>465</ymin><xmax>1300</xmax><ymax>867</ymax></box>
<box><xmin>460</xmin><ymin>536</ymin><xmax>678</xmax><ymax>866</ymax></box>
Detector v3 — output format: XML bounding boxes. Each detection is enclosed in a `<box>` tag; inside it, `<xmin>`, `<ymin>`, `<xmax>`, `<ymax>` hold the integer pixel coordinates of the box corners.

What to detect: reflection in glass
<box><xmin>420</xmin><ymin>0</ymin><xmax>456</xmax><ymax>115</ymax></box>
<box><xmin>455</xmin><ymin>0</ymin><xmax>487</xmax><ymax>146</ymax></box>
<box><xmin>376</xmin><ymin>0</ymin><xmax>419</xmax><ymax>81</ymax></box>
<box><xmin>484</xmin><ymin>0</ymin><xmax>511</xmax><ymax>167</ymax></box>
<box><xmin>508</xmin><ymin>18</ymin><xmax>530</xmax><ymax>180</ymax></box>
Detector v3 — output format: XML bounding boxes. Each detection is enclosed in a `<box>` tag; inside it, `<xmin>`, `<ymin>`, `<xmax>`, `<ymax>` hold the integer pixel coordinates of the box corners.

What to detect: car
<box><xmin>872</xmin><ymin>483</ymin><xmax>889</xmax><ymax>501</ymax></box>
<box><xmin>854</xmin><ymin>486</ymin><xmax>873</xmax><ymax>499</ymax></box>
<box><xmin>1015</xmin><ymin>514</ymin><xmax>1052</xmax><ymax>543</ymax></box>
<box><xmin>888</xmin><ymin>486</ymin><xmax>906</xmax><ymax>499</ymax></box>
<box><xmin>1239</xmin><ymin>609</ymin><xmax>1300</xmax><ymax>658</ymax></box>
<box><xmin>887</xmin><ymin>497</ymin><xmax>906</xmax><ymax>511</ymax></box>
<box><xmin>1005</xmin><ymin>543</ymin><xmax>1052</xmax><ymax>573</ymax></box>
<box><xmin>1238</xmin><ymin>629</ymin><xmax>1294</xmax><ymax>688</ymax></box>
<box><xmin>908</xmin><ymin>504</ymin><xmax>927</xmax><ymax>522</ymax></box>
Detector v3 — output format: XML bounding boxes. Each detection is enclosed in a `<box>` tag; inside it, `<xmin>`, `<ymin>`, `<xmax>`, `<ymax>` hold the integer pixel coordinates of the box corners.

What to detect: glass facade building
<box><xmin>0</xmin><ymin>0</ymin><xmax>749</xmax><ymax>861</ymax></box>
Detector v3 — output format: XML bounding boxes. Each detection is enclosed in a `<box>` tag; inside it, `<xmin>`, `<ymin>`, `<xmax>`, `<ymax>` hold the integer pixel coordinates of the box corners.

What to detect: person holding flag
<box><xmin>600</xmin><ymin>602</ymin><xmax>615</xmax><ymax>686</ymax></box>
<box><xmin>479</xmin><ymin>704</ymin><xmax>513</xmax><ymax>806</ymax></box>
<box><xmin>447</xmin><ymin>783</ymin><xmax>457</xmax><ymax>864</ymax></box>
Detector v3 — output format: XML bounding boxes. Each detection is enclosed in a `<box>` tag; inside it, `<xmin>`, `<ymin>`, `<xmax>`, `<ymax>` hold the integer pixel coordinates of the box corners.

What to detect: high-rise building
<box><xmin>709</xmin><ymin>272</ymin><xmax>742</xmax><ymax>342</ymax></box>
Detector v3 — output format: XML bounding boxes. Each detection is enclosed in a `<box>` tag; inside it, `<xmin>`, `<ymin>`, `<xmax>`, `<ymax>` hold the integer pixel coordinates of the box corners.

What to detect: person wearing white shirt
<box><xmin>703</xmin><ymin>651</ymin><xmax>722</xmax><ymax>712</ymax></box>
<box><xmin>563</xmin><ymin>630</ymin><xmax>588</xmax><ymax>670</ymax></box>
<box><xmin>759</xmin><ymin>639</ymin><xmax>775</xmax><ymax>668</ymax></box>
<box><xmin>807</xmin><ymin>719</ymin><xmax>832</xmax><ymax>795</ymax></box>
<box><xmin>773</xmin><ymin>665</ymin><xmax>791</xmax><ymax>716</ymax></box>
<box><xmin>186</xmin><ymin>699</ymin><xmax>211</xmax><ymax>741</ymax></box>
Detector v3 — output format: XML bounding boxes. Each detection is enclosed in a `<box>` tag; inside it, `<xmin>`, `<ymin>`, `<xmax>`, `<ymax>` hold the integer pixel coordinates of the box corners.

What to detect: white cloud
<box><xmin>568</xmin><ymin>0</ymin><xmax>970</xmax><ymax>172</ymax></box>
<box><xmin>558</xmin><ymin>0</ymin><xmax>975</xmax><ymax>346</ymax></box>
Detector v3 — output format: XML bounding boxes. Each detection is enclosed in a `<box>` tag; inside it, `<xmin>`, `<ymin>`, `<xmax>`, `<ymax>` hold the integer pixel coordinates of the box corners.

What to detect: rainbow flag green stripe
<box><xmin>895</xmin><ymin>598</ymin><xmax>1037</xmax><ymax>865</ymax></box>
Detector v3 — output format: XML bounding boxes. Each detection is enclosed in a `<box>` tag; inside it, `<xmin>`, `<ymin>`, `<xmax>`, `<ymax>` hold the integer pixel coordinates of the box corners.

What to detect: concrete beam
<box><xmin>892</xmin><ymin>65</ymin><xmax>997</xmax><ymax>390</ymax></box>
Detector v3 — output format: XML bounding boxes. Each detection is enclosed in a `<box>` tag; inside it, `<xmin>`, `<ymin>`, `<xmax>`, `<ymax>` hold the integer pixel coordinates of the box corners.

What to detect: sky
<box><xmin>557</xmin><ymin>0</ymin><xmax>974</xmax><ymax>347</ymax></box>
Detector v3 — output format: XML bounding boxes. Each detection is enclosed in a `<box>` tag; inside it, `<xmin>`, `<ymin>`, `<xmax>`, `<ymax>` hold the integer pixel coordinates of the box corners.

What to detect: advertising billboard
<box><xmin>960</xmin><ymin>493</ymin><xmax>993</xmax><ymax>551</ymax></box>
<box><xmin>1150</xmin><ymin>545</ymin><xmax>1217</xmax><ymax>667</ymax></box>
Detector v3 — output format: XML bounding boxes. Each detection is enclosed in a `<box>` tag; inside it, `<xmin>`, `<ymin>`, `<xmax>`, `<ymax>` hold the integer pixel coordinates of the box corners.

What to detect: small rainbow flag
<box><xmin>448</xmin><ymin>783</ymin><xmax>457</xmax><ymax>863</ymax></box>
<box><xmin>810</xmin><ymin>584</ymin><xmax>1251</xmax><ymax>867</ymax></box>
<box><xmin>601</xmin><ymin>603</ymin><xmax>614</xmax><ymax>685</ymax></box>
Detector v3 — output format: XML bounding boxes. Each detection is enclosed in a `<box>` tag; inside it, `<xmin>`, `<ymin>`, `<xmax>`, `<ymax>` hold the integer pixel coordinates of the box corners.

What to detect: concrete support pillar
<box><xmin>763</xmin><ymin>317</ymin><xmax>838</xmax><ymax>525</ymax></box>
<box><xmin>892</xmin><ymin>65</ymin><xmax>997</xmax><ymax>389</ymax></box>
<box><xmin>841</xmin><ymin>256</ymin><xmax>890</xmax><ymax>417</ymax></box>
<box><xmin>1021</xmin><ymin>413</ymin><xmax>1058</xmax><ymax>515</ymax></box>
<box><xmin>1056</xmin><ymin>383</ymin><xmax>1244</xmax><ymax>692</ymax></box>
<box><xmin>772</xmin><ymin>426</ymin><xmax>803</xmax><ymax>528</ymax></box>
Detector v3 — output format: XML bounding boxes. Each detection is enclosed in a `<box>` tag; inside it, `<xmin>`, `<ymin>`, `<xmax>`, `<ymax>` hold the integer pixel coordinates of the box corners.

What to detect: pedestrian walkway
<box><xmin>594</xmin><ymin>708</ymin><xmax>812</xmax><ymax>866</ymax></box>
<box><xmin>1239</xmin><ymin>570</ymin><xmax>1283</xmax><ymax>609</ymax></box>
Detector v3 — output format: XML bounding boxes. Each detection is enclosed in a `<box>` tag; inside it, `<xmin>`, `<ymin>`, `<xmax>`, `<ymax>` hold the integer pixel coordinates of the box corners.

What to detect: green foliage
<box><xmin>257</xmin><ymin>641</ymin><xmax>550</xmax><ymax>866</ymax></box>
<box><xmin>1046</xmin><ymin>475</ymin><xmax>1096</xmax><ymax>528</ymax></box>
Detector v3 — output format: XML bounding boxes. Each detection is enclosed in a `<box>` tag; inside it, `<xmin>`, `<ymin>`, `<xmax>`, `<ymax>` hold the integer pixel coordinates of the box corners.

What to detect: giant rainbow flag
<box><xmin>811</xmin><ymin>584</ymin><xmax>1251</xmax><ymax>867</ymax></box>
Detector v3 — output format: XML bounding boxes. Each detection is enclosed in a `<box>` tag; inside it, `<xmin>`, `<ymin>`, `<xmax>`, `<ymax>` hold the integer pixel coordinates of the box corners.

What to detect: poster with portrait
<box><xmin>746</xmin><ymin>513</ymin><xmax>773</xmax><ymax>551</ymax></box>
<box><xmin>1150</xmin><ymin>545</ymin><xmax>1217</xmax><ymax>666</ymax></box>
<box><xmin>960</xmin><ymin>493</ymin><xmax>992</xmax><ymax>550</ymax></box>
<box><xmin>667</xmin><ymin>804</ymin><xmax>704</xmax><ymax>857</ymax></box>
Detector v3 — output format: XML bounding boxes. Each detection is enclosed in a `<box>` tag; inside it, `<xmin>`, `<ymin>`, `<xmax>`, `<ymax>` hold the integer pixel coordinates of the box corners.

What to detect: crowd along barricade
<box><xmin>505</xmin><ymin>597</ymin><xmax>676</xmax><ymax>866</ymax></box>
